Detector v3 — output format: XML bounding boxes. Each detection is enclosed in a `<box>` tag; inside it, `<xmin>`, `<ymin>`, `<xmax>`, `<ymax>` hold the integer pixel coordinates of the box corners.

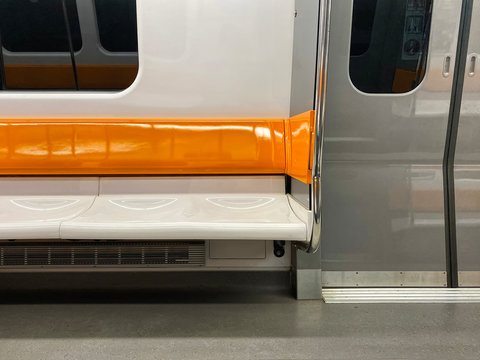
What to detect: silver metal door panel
<box><xmin>455</xmin><ymin>0</ymin><xmax>480</xmax><ymax>286</ymax></box>
<box><xmin>288</xmin><ymin>0</ymin><xmax>319</xmax><ymax>209</ymax></box>
<box><xmin>322</xmin><ymin>0</ymin><xmax>462</xmax><ymax>282</ymax></box>
<box><xmin>290</xmin><ymin>0</ymin><xmax>320</xmax><ymax>117</ymax></box>
<box><xmin>322</xmin><ymin>271</ymin><xmax>447</xmax><ymax>287</ymax></box>
<box><xmin>289</xmin><ymin>0</ymin><xmax>325</xmax><ymax>299</ymax></box>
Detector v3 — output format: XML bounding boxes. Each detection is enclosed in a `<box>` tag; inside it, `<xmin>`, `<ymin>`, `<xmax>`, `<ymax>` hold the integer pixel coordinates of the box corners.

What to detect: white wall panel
<box><xmin>0</xmin><ymin>0</ymin><xmax>294</xmax><ymax>119</ymax></box>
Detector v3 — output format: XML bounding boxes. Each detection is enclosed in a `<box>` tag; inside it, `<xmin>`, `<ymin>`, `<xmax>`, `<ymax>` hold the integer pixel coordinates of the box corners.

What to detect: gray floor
<box><xmin>0</xmin><ymin>272</ymin><xmax>479</xmax><ymax>360</ymax></box>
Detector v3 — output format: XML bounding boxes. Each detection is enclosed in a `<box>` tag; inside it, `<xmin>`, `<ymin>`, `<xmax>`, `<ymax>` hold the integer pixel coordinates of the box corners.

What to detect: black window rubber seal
<box><xmin>0</xmin><ymin>30</ymin><xmax>6</xmax><ymax>90</ymax></box>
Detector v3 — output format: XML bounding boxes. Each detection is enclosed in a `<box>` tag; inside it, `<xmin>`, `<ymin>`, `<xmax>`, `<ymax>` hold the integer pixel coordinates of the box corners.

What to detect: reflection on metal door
<box><xmin>454</xmin><ymin>0</ymin><xmax>480</xmax><ymax>287</ymax></box>
<box><xmin>321</xmin><ymin>0</ymin><xmax>463</xmax><ymax>287</ymax></box>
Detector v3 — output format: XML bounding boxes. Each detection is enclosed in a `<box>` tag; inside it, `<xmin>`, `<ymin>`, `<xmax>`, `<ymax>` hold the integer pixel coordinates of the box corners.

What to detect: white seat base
<box><xmin>0</xmin><ymin>176</ymin><xmax>309</xmax><ymax>242</ymax></box>
<box><xmin>0</xmin><ymin>196</ymin><xmax>96</xmax><ymax>239</ymax></box>
<box><xmin>61</xmin><ymin>194</ymin><xmax>306</xmax><ymax>241</ymax></box>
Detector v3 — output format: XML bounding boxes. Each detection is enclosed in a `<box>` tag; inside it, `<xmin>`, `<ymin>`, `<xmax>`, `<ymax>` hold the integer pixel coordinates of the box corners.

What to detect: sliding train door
<box><xmin>321</xmin><ymin>0</ymin><xmax>463</xmax><ymax>287</ymax></box>
<box><xmin>454</xmin><ymin>0</ymin><xmax>480</xmax><ymax>287</ymax></box>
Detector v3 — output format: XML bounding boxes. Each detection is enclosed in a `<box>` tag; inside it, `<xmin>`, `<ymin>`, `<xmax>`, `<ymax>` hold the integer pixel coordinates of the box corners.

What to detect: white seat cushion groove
<box><xmin>60</xmin><ymin>194</ymin><xmax>306</xmax><ymax>241</ymax></box>
<box><xmin>0</xmin><ymin>196</ymin><xmax>96</xmax><ymax>239</ymax></box>
<box><xmin>0</xmin><ymin>178</ymin><xmax>98</xmax><ymax>240</ymax></box>
<box><xmin>0</xmin><ymin>176</ymin><xmax>308</xmax><ymax>242</ymax></box>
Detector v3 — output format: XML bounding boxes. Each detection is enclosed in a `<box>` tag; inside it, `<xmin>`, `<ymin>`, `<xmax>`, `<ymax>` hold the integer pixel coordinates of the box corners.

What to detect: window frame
<box><xmin>0</xmin><ymin>0</ymin><xmax>140</xmax><ymax>92</ymax></box>
<box><xmin>347</xmin><ymin>0</ymin><xmax>434</xmax><ymax>96</ymax></box>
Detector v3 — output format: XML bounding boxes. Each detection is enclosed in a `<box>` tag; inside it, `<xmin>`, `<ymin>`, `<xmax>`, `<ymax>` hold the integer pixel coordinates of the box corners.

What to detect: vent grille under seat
<box><xmin>0</xmin><ymin>241</ymin><xmax>205</xmax><ymax>267</ymax></box>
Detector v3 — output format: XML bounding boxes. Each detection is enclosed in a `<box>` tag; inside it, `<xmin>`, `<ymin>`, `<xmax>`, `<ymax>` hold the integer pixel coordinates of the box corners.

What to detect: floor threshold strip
<box><xmin>322</xmin><ymin>288</ymin><xmax>480</xmax><ymax>303</ymax></box>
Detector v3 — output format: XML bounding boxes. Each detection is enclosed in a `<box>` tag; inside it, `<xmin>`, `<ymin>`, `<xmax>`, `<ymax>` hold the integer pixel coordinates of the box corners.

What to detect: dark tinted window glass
<box><xmin>0</xmin><ymin>0</ymin><xmax>138</xmax><ymax>91</ymax></box>
<box><xmin>95</xmin><ymin>0</ymin><xmax>138</xmax><ymax>52</ymax></box>
<box><xmin>0</xmin><ymin>0</ymin><xmax>81</xmax><ymax>52</ymax></box>
<box><xmin>349</xmin><ymin>0</ymin><xmax>432</xmax><ymax>93</ymax></box>
<box><xmin>350</xmin><ymin>0</ymin><xmax>377</xmax><ymax>56</ymax></box>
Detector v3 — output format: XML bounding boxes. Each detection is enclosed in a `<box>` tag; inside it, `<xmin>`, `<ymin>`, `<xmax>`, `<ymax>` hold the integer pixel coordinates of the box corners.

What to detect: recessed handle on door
<box><xmin>443</xmin><ymin>56</ymin><xmax>451</xmax><ymax>77</ymax></box>
<box><xmin>468</xmin><ymin>55</ymin><xmax>477</xmax><ymax>77</ymax></box>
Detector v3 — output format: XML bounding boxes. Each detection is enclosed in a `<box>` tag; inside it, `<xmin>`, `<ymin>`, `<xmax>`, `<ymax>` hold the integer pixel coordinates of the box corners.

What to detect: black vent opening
<box><xmin>0</xmin><ymin>241</ymin><xmax>205</xmax><ymax>267</ymax></box>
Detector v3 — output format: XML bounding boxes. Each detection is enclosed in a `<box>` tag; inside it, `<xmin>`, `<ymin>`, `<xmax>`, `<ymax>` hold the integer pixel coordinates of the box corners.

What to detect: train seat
<box><xmin>0</xmin><ymin>177</ymin><xmax>309</xmax><ymax>243</ymax></box>
<box><xmin>0</xmin><ymin>178</ymin><xmax>97</xmax><ymax>240</ymax></box>
<box><xmin>0</xmin><ymin>113</ymin><xmax>314</xmax><ymax>244</ymax></box>
<box><xmin>61</xmin><ymin>178</ymin><xmax>306</xmax><ymax>241</ymax></box>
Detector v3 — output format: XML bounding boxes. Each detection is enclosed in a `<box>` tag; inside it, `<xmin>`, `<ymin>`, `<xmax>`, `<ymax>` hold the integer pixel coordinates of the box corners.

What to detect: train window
<box><xmin>95</xmin><ymin>0</ymin><xmax>138</xmax><ymax>52</ymax></box>
<box><xmin>0</xmin><ymin>0</ymin><xmax>81</xmax><ymax>90</ymax></box>
<box><xmin>349</xmin><ymin>0</ymin><xmax>433</xmax><ymax>93</ymax></box>
<box><xmin>75</xmin><ymin>0</ymin><xmax>138</xmax><ymax>90</ymax></box>
<box><xmin>0</xmin><ymin>0</ymin><xmax>138</xmax><ymax>91</ymax></box>
<box><xmin>0</xmin><ymin>0</ymin><xmax>81</xmax><ymax>52</ymax></box>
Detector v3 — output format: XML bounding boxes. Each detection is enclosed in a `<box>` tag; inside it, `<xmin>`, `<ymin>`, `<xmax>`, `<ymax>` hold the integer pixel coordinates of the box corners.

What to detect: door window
<box><xmin>349</xmin><ymin>0</ymin><xmax>433</xmax><ymax>93</ymax></box>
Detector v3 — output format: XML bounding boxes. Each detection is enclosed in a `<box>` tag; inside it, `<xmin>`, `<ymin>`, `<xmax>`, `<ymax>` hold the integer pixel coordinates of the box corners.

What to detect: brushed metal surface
<box><xmin>323</xmin><ymin>288</ymin><xmax>480</xmax><ymax>303</ymax></box>
<box><xmin>459</xmin><ymin>271</ymin><xmax>480</xmax><ymax>287</ymax></box>
<box><xmin>293</xmin><ymin>268</ymin><xmax>322</xmax><ymax>300</ymax></box>
<box><xmin>321</xmin><ymin>0</ymin><xmax>462</xmax><ymax>272</ymax></box>
<box><xmin>455</xmin><ymin>0</ymin><xmax>480</xmax><ymax>285</ymax></box>
<box><xmin>322</xmin><ymin>271</ymin><xmax>447</xmax><ymax>287</ymax></box>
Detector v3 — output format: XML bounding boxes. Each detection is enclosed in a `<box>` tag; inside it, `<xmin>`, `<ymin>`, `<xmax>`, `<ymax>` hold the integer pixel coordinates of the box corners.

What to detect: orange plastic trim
<box><xmin>0</xmin><ymin>119</ymin><xmax>285</xmax><ymax>175</ymax></box>
<box><xmin>285</xmin><ymin>110</ymin><xmax>315</xmax><ymax>184</ymax></box>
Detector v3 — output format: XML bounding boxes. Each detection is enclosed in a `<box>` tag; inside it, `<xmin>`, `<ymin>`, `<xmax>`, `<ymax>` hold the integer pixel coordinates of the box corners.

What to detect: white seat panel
<box><xmin>60</xmin><ymin>194</ymin><xmax>307</xmax><ymax>241</ymax></box>
<box><xmin>0</xmin><ymin>196</ymin><xmax>96</xmax><ymax>239</ymax></box>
